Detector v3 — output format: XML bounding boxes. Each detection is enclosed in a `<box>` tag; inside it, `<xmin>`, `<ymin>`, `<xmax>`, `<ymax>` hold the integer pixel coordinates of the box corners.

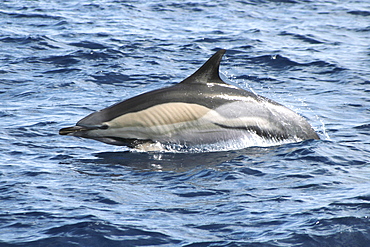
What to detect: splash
<box><xmin>132</xmin><ymin>133</ymin><xmax>302</xmax><ymax>153</ymax></box>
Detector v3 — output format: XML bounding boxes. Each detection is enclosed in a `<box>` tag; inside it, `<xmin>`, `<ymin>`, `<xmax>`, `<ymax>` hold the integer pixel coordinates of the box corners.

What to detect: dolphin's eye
<box><xmin>99</xmin><ymin>124</ymin><xmax>109</xmax><ymax>130</ymax></box>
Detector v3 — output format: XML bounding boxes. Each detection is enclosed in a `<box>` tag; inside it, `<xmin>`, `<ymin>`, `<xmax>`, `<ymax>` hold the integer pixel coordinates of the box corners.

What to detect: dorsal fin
<box><xmin>180</xmin><ymin>49</ymin><xmax>226</xmax><ymax>84</ymax></box>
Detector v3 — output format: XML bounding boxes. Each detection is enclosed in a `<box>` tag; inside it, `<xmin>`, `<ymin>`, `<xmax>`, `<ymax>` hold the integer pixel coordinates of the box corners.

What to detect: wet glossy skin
<box><xmin>60</xmin><ymin>49</ymin><xmax>319</xmax><ymax>147</ymax></box>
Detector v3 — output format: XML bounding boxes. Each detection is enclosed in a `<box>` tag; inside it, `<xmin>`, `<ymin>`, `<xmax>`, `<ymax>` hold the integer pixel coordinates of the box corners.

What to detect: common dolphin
<box><xmin>59</xmin><ymin>49</ymin><xmax>319</xmax><ymax>150</ymax></box>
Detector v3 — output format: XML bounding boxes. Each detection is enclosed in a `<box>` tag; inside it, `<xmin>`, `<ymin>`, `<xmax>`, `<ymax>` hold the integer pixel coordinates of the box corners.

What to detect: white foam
<box><xmin>131</xmin><ymin>133</ymin><xmax>301</xmax><ymax>153</ymax></box>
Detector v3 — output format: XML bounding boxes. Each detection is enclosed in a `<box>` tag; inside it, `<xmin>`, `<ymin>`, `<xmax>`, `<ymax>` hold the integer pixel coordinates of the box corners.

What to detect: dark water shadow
<box><xmin>77</xmin><ymin>146</ymin><xmax>279</xmax><ymax>173</ymax></box>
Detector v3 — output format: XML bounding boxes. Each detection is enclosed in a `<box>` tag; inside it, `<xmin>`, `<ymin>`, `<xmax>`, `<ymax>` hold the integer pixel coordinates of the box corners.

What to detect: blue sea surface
<box><xmin>1</xmin><ymin>0</ymin><xmax>370</xmax><ymax>246</ymax></box>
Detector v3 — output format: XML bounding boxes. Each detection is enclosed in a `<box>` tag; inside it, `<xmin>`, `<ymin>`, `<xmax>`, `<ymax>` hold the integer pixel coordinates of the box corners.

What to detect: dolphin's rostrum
<box><xmin>60</xmin><ymin>49</ymin><xmax>319</xmax><ymax>149</ymax></box>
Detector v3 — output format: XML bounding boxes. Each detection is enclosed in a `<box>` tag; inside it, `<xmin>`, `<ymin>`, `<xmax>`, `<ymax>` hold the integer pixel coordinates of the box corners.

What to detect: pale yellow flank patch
<box><xmin>107</xmin><ymin>103</ymin><xmax>210</xmax><ymax>128</ymax></box>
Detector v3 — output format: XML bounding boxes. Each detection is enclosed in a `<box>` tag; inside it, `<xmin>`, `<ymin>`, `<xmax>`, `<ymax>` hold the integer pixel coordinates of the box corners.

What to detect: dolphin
<box><xmin>59</xmin><ymin>49</ymin><xmax>319</xmax><ymax>149</ymax></box>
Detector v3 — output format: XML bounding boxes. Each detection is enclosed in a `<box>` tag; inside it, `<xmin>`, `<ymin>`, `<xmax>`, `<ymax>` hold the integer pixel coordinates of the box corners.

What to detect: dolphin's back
<box><xmin>76</xmin><ymin>82</ymin><xmax>259</xmax><ymax>126</ymax></box>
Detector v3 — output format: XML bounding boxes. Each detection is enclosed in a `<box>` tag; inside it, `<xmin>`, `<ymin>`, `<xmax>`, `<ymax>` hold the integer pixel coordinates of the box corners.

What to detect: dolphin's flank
<box><xmin>59</xmin><ymin>49</ymin><xmax>319</xmax><ymax>149</ymax></box>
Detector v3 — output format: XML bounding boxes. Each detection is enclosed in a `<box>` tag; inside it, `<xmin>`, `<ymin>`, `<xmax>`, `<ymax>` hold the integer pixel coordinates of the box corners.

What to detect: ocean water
<box><xmin>1</xmin><ymin>0</ymin><xmax>370</xmax><ymax>246</ymax></box>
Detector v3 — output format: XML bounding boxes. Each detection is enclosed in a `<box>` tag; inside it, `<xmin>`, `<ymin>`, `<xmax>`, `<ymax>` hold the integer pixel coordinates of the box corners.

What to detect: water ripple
<box><xmin>0</xmin><ymin>0</ymin><xmax>369</xmax><ymax>246</ymax></box>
